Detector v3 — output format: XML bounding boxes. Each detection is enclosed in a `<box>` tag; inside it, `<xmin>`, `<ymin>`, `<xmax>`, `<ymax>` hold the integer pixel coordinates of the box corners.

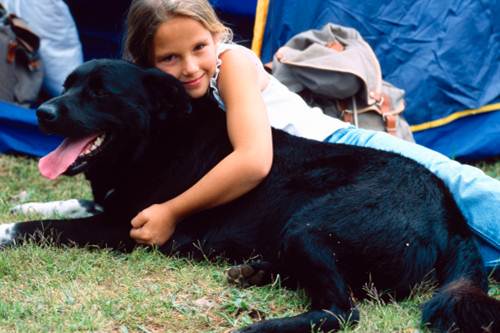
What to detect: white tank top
<box><xmin>210</xmin><ymin>43</ymin><xmax>349</xmax><ymax>141</ymax></box>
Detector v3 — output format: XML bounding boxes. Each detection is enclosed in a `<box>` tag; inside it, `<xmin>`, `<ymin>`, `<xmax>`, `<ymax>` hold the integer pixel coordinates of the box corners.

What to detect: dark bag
<box><xmin>0</xmin><ymin>3</ymin><xmax>43</xmax><ymax>107</ymax></box>
<box><xmin>271</xmin><ymin>23</ymin><xmax>415</xmax><ymax>142</ymax></box>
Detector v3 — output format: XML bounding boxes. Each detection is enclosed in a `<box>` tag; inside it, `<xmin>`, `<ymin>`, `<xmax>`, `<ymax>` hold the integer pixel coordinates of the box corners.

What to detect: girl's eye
<box><xmin>161</xmin><ymin>55</ymin><xmax>177</xmax><ymax>64</ymax></box>
<box><xmin>194</xmin><ymin>43</ymin><xmax>206</xmax><ymax>51</ymax></box>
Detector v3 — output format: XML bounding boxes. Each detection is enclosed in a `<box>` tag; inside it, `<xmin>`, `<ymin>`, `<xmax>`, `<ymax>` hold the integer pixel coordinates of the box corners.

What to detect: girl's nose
<box><xmin>182</xmin><ymin>57</ymin><xmax>199</xmax><ymax>76</ymax></box>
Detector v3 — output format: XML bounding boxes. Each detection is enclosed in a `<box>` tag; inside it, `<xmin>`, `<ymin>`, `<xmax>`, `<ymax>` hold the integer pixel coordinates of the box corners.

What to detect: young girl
<box><xmin>124</xmin><ymin>0</ymin><xmax>499</xmax><ymax>270</ymax></box>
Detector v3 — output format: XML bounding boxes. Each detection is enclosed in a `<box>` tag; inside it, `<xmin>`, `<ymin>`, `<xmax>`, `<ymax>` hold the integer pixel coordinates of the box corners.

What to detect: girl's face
<box><xmin>153</xmin><ymin>16</ymin><xmax>218</xmax><ymax>99</ymax></box>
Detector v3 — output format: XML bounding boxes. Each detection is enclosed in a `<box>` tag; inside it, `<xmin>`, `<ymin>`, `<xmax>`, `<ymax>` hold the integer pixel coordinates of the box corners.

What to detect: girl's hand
<box><xmin>130</xmin><ymin>202</ymin><xmax>178</xmax><ymax>246</ymax></box>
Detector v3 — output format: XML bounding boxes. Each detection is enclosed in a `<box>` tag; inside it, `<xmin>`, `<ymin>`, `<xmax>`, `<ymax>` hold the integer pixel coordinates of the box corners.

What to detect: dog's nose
<box><xmin>36</xmin><ymin>104</ymin><xmax>59</xmax><ymax>123</ymax></box>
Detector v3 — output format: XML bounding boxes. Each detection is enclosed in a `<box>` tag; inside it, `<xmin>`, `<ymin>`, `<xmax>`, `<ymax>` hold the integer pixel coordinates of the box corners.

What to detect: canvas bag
<box><xmin>271</xmin><ymin>23</ymin><xmax>414</xmax><ymax>142</ymax></box>
<box><xmin>0</xmin><ymin>3</ymin><xmax>43</xmax><ymax>107</ymax></box>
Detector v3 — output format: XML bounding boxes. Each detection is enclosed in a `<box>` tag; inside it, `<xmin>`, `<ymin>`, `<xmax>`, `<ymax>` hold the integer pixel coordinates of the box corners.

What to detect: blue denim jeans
<box><xmin>326</xmin><ymin>127</ymin><xmax>500</xmax><ymax>268</ymax></box>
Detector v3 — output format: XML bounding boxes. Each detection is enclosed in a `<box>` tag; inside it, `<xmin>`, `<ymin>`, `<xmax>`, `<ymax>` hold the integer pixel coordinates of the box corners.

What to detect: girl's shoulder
<box><xmin>211</xmin><ymin>43</ymin><xmax>269</xmax><ymax>109</ymax></box>
<box><xmin>217</xmin><ymin>43</ymin><xmax>264</xmax><ymax>70</ymax></box>
<box><xmin>217</xmin><ymin>43</ymin><xmax>250</xmax><ymax>55</ymax></box>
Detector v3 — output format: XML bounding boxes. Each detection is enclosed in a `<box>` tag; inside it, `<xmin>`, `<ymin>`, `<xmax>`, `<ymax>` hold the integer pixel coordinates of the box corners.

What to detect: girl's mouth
<box><xmin>182</xmin><ymin>74</ymin><xmax>205</xmax><ymax>88</ymax></box>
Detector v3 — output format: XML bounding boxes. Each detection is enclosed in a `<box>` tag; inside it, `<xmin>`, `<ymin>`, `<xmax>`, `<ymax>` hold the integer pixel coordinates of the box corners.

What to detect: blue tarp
<box><xmin>261</xmin><ymin>0</ymin><xmax>500</xmax><ymax>160</ymax></box>
<box><xmin>0</xmin><ymin>101</ymin><xmax>61</xmax><ymax>156</ymax></box>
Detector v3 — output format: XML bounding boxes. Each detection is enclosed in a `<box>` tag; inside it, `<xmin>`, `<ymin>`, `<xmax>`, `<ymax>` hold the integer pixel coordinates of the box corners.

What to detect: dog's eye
<box><xmin>87</xmin><ymin>76</ymin><xmax>108</xmax><ymax>98</ymax></box>
<box><xmin>91</xmin><ymin>88</ymin><xmax>108</xmax><ymax>98</ymax></box>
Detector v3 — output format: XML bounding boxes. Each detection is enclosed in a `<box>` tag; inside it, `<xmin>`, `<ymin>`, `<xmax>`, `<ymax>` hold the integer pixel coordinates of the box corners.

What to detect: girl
<box><xmin>124</xmin><ymin>0</ymin><xmax>499</xmax><ymax>270</ymax></box>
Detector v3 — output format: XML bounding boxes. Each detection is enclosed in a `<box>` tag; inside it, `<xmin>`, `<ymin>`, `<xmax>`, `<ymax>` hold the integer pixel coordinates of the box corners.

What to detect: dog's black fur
<box><xmin>5</xmin><ymin>59</ymin><xmax>500</xmax><ymax>332</ymax></box>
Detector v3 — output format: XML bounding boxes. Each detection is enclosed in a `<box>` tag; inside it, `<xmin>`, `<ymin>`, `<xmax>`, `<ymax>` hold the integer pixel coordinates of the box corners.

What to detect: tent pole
<box><xmin>251</xmin><ymin>0</ymin><xmax>269</xmax><ymax>58</ymax></box>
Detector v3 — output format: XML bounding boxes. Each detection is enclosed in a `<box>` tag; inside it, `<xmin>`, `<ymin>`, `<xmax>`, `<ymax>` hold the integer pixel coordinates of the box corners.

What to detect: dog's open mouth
<box><xmin>38</xmin><ymin>133</ymin><xmax>108</xmax><ymax>179</ymax></box>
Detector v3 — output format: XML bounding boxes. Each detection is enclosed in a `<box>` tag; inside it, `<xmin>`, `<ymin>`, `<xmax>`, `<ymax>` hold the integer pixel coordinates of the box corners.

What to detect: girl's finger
<box><xmin>130</xmin><ymin>212</ymin><xmax>147</xmax><ymax>228</ymax></box>
<box><xmin>130</xmin><ymin>227</ymin><xmax>145</xmax><ymax>242</ymax></box>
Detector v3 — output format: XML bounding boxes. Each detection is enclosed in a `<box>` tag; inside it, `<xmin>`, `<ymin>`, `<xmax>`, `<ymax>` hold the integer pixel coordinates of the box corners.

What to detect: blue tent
<box><xmin>255</xmin><ymin>0</ymin><xmax>500</xmax><ymax>161</ymax></box>
<box><xmin>1</xmin><ymin>0</ymin><xmax>499</xmax><ymax>161</ymax></box>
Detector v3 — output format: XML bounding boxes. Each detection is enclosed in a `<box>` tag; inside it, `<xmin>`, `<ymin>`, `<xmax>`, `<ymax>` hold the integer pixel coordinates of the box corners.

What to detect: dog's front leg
<box><xmin>10</xmin><ymin>199</ymin><xmax>103</xmax><ymax>218</ymax></box>
<box><xmin>234</xmin><ymin>224</ymin><xmax>359</xmax><ymax>333</ymax></box>
<box><xmin>0</xmin><ymin>215</ymin><xmax>135</xmax><ymax>252</ymax></box>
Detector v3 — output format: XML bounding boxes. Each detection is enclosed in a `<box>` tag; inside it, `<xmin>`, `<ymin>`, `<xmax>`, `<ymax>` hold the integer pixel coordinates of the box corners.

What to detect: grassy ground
<box><xmin>0</xmin><ymin>154</ymin><xmax>499</xmax><ymax>333</ymax></box>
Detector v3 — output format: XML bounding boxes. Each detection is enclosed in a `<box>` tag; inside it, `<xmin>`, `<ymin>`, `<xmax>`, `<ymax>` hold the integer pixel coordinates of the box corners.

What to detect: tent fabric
<box><xmin>2</xmin><ymin>1</ymin><xmax>498</xmax><ymax>160</ymax></box>
<box><xmin>210</xmin><ymin>0</ymin><xmax>257</xmax><ymax>46</ymax></box>
<box><xmin>257</xmin><ymin>0</ymin><xmax>500</xmax><ymax>160</ymax></box>
<box><xmin>210</xmin><ymin>0</ymin><xmax>257</xmax><ymax>16</ymax></box>
<box><xmin>65</xmin><ymin>0</ymin><xmax>257</xmax><ymax>60</ymax></box>
<box><xmin>413</xmin><ymin>109</ymin><xmax>500</xmax><ymax>161</ymax></box>
<box><xmin>0</xmin><ymin>101</ymin><xmax>60</xmax><ymax>156</ymax></box>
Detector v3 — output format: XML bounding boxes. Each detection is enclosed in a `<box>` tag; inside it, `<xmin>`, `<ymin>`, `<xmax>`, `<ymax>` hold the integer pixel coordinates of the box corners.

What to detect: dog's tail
<box><xmin>421</xmin><ymin>236</ymin><xmax>500</xmax><ymax>333</ymax></box>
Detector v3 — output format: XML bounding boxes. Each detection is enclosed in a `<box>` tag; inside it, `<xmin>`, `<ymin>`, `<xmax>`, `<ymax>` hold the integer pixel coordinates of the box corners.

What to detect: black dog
<box><xmin>2</xmin><ymin>59</ymin><xmax>499</xmax><ymax>332</ymax></box>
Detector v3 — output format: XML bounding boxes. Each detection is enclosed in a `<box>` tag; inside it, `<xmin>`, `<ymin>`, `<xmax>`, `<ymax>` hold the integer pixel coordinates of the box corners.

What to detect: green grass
<box><xmin>0</xmin><ymin>154</ymin><xmax>499</xmax><ymax>333</ymax></box>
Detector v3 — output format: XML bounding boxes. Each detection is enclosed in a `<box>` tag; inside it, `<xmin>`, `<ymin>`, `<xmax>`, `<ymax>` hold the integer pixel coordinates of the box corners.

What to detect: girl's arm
<box><xmin>130</xmin><ymin>49</ymin><xmax>273</xmax><ymax>246</ymax></box>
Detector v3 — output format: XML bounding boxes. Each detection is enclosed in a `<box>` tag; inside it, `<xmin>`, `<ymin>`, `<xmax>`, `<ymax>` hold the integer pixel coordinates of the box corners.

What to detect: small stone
<box><xmin>193</xmin><ymin>297</ymin><xmax>215</xmax><ymax>309</ymax></box>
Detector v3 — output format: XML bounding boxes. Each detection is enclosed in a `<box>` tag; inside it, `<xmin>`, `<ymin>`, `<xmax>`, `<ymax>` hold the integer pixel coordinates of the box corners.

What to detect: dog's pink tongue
<box><xmin>38</xmin><ymin>134</ymin><xmax>99</xmax><ymax>179</ymax></box>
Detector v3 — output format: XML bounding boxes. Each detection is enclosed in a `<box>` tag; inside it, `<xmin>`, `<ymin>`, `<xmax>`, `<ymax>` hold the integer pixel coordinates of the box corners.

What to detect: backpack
<box><xmin>0</xmin><ymin>3</ymin><xmax>43</xmax><ymax>107</ymax></box>
<box><xmin>271</xmin><ymin>23</ymin><xmax>415</xmax><ymax>142</ymax></box>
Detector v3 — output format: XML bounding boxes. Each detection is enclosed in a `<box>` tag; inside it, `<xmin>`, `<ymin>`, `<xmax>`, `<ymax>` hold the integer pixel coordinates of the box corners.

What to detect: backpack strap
<box><xmin>0</xmin><ymin>3</ymin><xmax>44</xmax><ymax>106</ymax></box>
<box><xmin>3</xmin><ymin>13</ymin><xmax>41</xmax><ymax>70</ymax></box>
<box><xmin>7</xmin><ymin>15</ymin><xmax>40</xmax><ymax>52</ymax></box>
<box><xmin>0</xmin><ymin>3</ymin><xmax>6</xmax><ymax>17</ymax></box>
<box><xmin>338</xmin><ymin>92</ymin><xmax>399</xmax><ymax>136</ymax></box>
<box><xmin>379</xmin><ymin>94</ymin><xmax>397</xmax><ymax>136</ymax></box>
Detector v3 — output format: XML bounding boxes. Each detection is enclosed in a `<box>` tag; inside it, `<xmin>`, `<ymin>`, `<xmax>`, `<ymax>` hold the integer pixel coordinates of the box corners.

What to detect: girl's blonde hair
<box><xmin>123</xmin><ymin>0</ymin><xmax>233</xmax><ymax>67</ymax></box>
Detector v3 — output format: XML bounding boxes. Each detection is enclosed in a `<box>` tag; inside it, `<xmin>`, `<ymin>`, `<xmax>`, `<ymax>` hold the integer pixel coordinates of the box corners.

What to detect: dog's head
<box><xmin>37</xmin><ymin>59</ymin><xmax>191</xmax><ymax>179</ymax></box>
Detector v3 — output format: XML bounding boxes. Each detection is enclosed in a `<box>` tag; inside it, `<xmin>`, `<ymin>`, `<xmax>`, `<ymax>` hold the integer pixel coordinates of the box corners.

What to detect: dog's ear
<box><xmin>142</xmin><ymin>68</ymin><xmax>192</xmax><ymax>121</ymax></box>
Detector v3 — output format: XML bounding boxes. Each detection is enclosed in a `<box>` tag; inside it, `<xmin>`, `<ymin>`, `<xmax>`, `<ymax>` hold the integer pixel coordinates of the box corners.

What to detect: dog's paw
<box><xmin>0</xmin><ymin>223</ymin><xmax>16</xmax><ymax>248</ymax></box>
<box><xmin>226</xmin><ymin>264</ymin><xmax>268</xmax><ymax>288</ymax></box>
<box><xmin>231</xmin><ymin>321</ymin><xmax>273</xmax><ymax>333</ymax></box>
<box><xmin>10</xmin><ymin>199</ymin><xmax>102</xmax><ymax>218</ymax></box>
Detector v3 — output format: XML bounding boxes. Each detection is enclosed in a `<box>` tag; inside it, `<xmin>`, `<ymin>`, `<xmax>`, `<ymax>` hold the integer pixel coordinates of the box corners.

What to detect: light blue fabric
<box><xmin>326</xmin><ymin>127</ymin><xmax>500</xmax><ymax>268</ymax></box>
